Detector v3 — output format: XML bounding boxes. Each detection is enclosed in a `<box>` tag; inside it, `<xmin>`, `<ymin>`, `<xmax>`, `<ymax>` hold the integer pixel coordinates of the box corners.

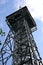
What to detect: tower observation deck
<box><xmin>0</xmin><ymin>6</ymin><xmax>43</xmax><ymax>65</ymax></box>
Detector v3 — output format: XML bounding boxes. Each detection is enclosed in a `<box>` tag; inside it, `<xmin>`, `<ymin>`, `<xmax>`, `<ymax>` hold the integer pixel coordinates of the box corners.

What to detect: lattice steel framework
<box><xmin>0</xmin><ymin>30</ymin><xmax>14</xmax><ymax>65</ymax></box>
<box><xmin>0</xmin><ymin>20</ymin><xmax>43</xmax><ymax>65</ymax></box>
<box><xmin>0</xmin><ymin>6</ymin><xmax>43</xmax><ymax>65</ymax></box>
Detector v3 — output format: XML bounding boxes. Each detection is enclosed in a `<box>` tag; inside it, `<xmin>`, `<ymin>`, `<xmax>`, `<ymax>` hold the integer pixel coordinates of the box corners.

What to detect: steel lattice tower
<box><xmin>0</xmin><ymin>6</ymin><xmax>43</xmax><ymax>65</ymax></box>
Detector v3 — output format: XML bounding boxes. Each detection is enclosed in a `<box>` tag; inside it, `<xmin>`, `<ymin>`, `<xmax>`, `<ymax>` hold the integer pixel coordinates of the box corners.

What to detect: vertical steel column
<box><xmin>12</xmin><ymin>19</ymin><xmax>37</xmax><ymax>65</ymax></box>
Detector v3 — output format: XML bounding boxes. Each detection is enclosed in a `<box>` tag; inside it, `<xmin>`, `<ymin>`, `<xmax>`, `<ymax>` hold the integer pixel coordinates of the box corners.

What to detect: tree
<box><xmin>0</xmin><ymin>28</ymin><xmax>5</xmax><ymax>45</ymax></box>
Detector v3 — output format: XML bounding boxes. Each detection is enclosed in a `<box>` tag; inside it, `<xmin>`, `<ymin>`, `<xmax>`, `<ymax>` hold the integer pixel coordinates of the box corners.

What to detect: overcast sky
<box><xmin>0</xmin><ymin>0</ymin><xmax>43</xmax><ymax>64</ymax></box>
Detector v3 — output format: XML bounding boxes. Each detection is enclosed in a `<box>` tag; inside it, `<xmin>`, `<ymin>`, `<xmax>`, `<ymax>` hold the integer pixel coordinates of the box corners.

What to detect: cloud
<box><xmin>40</xmin><ymin>17</ymin><xmax>43</xmax><ymax>22</ymax></box>
<box><xmin>25</xmin><ymin>0</ymin><xmax>43</xmax><ymax>22</ymax></box>
<box><xmin>13</xmin><ymin>0</ymin><xmax>26</xmax><ymax>11</ymax></box>
<box><xmin>0</xmin><ymin>0</ymin><xmax>7</xmax><ymax>4</ymax></box>
<box><xmin>13</xmin><ymin>0</ymin><xmax>43</xmax><ymax>22</ymax></box>
<box><xmin>41</xmin><ymin>28</ymin><xmax>43</xmax><ymax>33</ymax></box>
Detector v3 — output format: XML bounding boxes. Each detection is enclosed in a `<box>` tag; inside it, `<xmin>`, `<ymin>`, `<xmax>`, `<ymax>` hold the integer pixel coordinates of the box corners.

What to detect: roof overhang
<box><xmin>6</xmin><ymin>6</ymin><xmax>37</xmax><ymax>32</ymax></box>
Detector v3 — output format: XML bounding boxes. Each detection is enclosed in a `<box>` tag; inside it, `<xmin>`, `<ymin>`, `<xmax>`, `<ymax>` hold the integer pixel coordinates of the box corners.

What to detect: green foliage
<box><xmin>0</xmin><ymin>41</ymin><xmax>2</xmax><ymax>45</ymax></box>
<box><xmin>0</xmin><ymin>28</ymin><xmax>5</xmax><ymax>36</ymax></box>
<box><xmin>0</xmin><ymin>28</ymin><xmax>2</xmax><ymax>34</ymax></box>
<box><xmin>0</xmin><ymin>28</ymin><xmax>5</xmax><ymax>45</ymax></box>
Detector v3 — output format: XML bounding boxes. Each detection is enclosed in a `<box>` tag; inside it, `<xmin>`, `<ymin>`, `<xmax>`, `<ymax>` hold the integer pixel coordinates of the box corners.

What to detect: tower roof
<box><xmin>6</xmin><ymin>6</ymin><xmax>37</xmax><ymax>32</ymax></box>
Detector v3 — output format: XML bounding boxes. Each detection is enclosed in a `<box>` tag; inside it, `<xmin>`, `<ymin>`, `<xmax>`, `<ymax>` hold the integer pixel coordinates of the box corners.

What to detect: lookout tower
<box><xmin>0</xmin><ymin>6</ymin><xmax>43</xmax><ymax>65</ymax></box>
<box><xmin>6</xmin><ymin>6</ymin><xmax>42</xmax><ymax>65</ymax></box>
